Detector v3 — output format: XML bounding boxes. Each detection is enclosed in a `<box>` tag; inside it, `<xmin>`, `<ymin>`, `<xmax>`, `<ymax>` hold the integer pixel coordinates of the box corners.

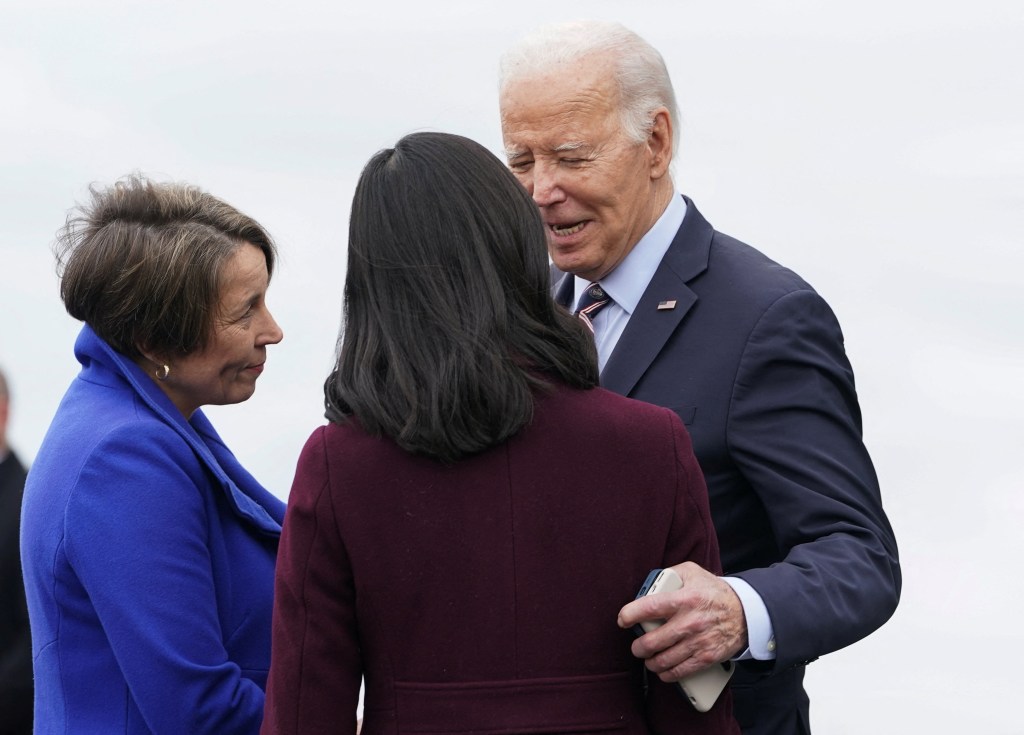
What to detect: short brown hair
<box><xmin>56</xmin><ymin>175</ymin><xmax>277</xmax><ymax>360</ymax></box>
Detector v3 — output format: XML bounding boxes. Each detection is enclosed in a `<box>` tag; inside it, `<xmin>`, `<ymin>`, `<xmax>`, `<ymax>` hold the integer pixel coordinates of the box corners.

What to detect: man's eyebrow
<box><xmin>504</xmin><ymin>141</ymin><xmax>588</xmax><ymax>160</ymax></box>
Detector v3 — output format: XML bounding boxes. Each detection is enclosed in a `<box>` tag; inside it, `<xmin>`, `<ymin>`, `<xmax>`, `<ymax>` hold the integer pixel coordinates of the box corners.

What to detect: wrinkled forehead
<box><xmin>500</xmin><ymin>63</ymin><xmax>623</xmax><ymax>148</ymax></box>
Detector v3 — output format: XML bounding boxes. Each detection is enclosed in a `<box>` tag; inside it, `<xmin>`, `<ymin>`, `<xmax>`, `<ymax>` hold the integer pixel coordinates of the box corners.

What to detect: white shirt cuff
<box><xmin>722</xmin><ymin>576</ymin><xmax>776</xmax><ymax>661</ymax></box>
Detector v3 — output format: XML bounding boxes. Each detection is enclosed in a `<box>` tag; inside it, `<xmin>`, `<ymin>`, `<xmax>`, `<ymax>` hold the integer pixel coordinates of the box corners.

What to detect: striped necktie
<box><xmin>575</xmin><ymin>282</ymin><xmax>611</xmax><ymax>334</ymax></box>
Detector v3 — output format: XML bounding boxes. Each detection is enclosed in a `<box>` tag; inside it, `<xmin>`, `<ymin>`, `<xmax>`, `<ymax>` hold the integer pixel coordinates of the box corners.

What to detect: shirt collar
<box><xmin>573</xmin><ymin>192</ymin><xmax>687</xmax><ymax>313</ymax></box>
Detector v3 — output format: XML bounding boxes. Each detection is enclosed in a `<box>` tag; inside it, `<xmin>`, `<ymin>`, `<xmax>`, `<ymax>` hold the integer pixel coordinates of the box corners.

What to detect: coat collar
<box><xmin>74</xmin><ymin>325</ymin><xmax>283</xmax><ymax>536</ymax></box>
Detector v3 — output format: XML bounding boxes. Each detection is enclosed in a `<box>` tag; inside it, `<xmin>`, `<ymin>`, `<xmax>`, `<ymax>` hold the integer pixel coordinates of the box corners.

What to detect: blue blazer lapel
<box><xmin>601</xmin><ymin>196</ymin><xmax>715</xmax><ymax>396</ymax></box>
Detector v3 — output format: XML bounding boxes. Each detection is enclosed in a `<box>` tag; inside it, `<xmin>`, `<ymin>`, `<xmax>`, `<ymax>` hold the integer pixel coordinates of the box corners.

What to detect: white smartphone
<box><xmin>633</xmin><ymin>568</ymin><xmax>735</xmax><ymax>713</ymax></box>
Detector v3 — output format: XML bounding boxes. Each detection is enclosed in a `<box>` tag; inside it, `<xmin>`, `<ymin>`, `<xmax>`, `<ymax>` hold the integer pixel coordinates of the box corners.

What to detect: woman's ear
<box><xmin>135</xmin><ymin>348</ymin><xmax>169</xmax><ymax>380</ymax></box>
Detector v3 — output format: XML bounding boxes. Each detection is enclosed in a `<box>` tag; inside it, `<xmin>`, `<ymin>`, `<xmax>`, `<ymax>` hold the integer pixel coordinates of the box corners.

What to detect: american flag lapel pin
<box><xmin>657</xmin><ymin>300</ymin><xmax>677</xmax><ymax>310</ymax></box>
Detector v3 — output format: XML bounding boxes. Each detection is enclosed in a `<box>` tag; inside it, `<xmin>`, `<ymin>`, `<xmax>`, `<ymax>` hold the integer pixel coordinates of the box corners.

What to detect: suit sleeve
<box><xmin>727</xmin><ymin>289</ymin><xmax>900</xmax><ymax>668</ymax></box>
<box><xmin>262</xmin><ymin>427</ymin><xmax>361</xmax><ymax>735</ymax></box>
<box><xmin>664</xmin><ymin>410</ymin><xmax>722</xmax><ymax>576</ymax></box>
<box><xmin>64</xmin><ymin>425</ymin><xmax>265</xmax><ymax>734</ymax></box>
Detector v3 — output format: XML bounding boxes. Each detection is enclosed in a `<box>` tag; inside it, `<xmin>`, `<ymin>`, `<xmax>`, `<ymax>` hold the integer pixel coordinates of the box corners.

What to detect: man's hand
<box><xmin>617</xmin><ymin>562</ymin><xmax>748</xmax><ymax>682</ymax></box>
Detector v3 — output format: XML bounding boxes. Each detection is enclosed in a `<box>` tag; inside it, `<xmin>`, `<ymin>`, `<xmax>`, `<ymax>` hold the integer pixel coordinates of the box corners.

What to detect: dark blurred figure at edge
<box><xmin>0</xmin><ymin>366</ymin><xmax>32</xmax><ymax>735</ymax></box>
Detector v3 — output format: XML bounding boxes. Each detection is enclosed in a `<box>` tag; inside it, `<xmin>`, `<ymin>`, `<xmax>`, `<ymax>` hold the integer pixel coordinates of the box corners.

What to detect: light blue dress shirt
<box><xmin>567</xmin><ymin>193</ymin><xmax>776</xmax><ymax>662</ymax></box>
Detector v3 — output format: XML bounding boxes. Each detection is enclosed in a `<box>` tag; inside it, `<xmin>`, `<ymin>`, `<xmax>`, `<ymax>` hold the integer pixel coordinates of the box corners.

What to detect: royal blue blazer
<box><xmin>21</xmin><ymin>325</ymin><xmax>284</xmax><ymax>734</ymax></box>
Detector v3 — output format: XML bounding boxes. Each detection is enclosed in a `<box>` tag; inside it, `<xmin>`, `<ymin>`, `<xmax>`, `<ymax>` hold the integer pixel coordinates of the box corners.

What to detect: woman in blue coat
<box><xmin>21</xmin><ymin>175</ymin><xmax>286</xmax><ymax>734</ymax></box>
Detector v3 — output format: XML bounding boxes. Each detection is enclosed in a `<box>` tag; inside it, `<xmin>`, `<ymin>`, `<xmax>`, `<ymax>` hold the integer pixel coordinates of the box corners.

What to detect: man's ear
<box><xmin>647</xmin><ymin>108</ymin><xmax>673</xmax><ymax>180</ymax></box>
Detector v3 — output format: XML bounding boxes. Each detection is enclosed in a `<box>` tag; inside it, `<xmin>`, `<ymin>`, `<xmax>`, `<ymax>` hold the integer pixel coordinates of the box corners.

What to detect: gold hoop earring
<box><xmin>155</xmin><ymin>364</ymin><xmax>170</xmax><ymax>381</ymax></box>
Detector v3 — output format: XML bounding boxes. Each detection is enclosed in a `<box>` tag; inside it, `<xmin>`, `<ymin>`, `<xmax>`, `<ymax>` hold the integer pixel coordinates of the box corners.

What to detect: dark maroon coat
<box><xmin>262</xmin><ymin>383</ymin><xmax>738</xmax><ymax>734</ymax></box>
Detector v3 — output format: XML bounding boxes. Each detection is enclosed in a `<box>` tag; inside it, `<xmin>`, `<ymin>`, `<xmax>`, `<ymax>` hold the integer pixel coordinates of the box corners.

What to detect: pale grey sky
<box><xmin>2</xmin><ymin>1</ymin><xmax>1022</xmax><ymax>730</ymax></box>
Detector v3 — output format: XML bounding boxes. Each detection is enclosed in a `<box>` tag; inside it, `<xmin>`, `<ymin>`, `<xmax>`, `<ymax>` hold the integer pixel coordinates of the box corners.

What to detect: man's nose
<box><xmin>531</xmin><ymin>161</ymin><xmax>566</xmax><ymax>207</ymax></box>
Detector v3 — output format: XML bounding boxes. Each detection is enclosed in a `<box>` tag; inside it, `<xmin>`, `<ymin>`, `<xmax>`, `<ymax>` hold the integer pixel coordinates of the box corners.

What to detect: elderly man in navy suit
<box><xmin>499</xmin><ymin>21</ymin><xmax>900</xmax><ymax>734</ymax></box>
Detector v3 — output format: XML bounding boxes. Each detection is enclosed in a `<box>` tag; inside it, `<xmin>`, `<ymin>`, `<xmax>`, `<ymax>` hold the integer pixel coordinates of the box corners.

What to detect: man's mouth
<box><xmin>550</xmin><ymin>221</ymin><xmax>585</xmax><ymax>236</ymax></box>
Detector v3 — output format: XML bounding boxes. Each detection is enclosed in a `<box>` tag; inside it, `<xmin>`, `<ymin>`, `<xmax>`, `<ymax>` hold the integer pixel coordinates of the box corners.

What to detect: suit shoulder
<box><xmin>707</xmin><ymin>230</ymin><xmax>816</xmax><ymax>302</ymax></box>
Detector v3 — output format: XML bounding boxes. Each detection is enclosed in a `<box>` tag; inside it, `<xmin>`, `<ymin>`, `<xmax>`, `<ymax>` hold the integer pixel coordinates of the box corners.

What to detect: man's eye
<box><xmin>561</xmin><ymin>158</ymin><xmax>585</xmax><ymax>165</ymax></box>
<box><xmin>509</xmin><ymin>160</ymin><xmax>533</xmax><ymax>173</ymax></box>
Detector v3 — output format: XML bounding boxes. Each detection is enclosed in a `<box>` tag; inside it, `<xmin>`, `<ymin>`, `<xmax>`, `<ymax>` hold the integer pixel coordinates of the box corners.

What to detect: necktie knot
<box><xmin>585</xmin><ymin>284</ymin><xmax>606</xmax><ymax>302</ymax></box>
<box><xmin>576</xmin><ymin>282</ymin><xmax>611</xmax><ymax>333</ymax></box>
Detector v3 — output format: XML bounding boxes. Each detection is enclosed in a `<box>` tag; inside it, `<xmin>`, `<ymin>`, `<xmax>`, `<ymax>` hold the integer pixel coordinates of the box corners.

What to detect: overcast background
<box><xmin>2</xmin><ymin>1</ymin><xmax>1022</xmax><ymax>731</ymax></box>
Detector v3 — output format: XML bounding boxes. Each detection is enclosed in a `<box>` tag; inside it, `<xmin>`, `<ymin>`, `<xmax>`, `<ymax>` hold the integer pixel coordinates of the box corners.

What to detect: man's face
<box><xmin>500</xmin><ymin>57</ymin><xmax>668</xmax><ymax>282</ymax></box>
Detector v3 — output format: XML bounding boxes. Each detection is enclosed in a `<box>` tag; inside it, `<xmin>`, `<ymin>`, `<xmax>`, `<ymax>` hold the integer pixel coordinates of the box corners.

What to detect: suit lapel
<box><xmin>601</xmin><ymin>197</ymin><xmax>715</xmax><ymax>396</ymax></box>
<box><xmin>553</xmin><ymin>267</ymin><xmax>574</xmax><ymax>309</ymax></box>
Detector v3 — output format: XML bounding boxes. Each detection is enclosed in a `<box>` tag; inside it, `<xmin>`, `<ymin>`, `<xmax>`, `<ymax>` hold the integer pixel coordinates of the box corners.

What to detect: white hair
<box><xmin>499</xmin><ymin>21</ymin><xmax>680</xmax><ymax>154</ymax></box>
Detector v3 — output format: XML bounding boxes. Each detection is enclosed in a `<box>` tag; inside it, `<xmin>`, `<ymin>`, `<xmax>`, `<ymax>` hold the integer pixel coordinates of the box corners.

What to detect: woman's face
<box><xmin>158</xmin><ymin>242</ymin><xmax>283</xmax><ymax>417</ymax></box>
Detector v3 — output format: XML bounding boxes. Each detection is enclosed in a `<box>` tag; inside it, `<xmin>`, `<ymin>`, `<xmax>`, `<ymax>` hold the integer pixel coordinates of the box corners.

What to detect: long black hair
<box><xmin>325</xmin><ymin>131</ymin><xmax>598</xmax><ymax>462</ymax></box>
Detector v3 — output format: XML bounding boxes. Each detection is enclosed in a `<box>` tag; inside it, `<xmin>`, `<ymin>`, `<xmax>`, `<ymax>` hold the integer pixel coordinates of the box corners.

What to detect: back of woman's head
<box><xmin>55</xmin><ymin>174</ymin><xmax>276</xmax><ymax>360</ymax></box>
<box><xmin>326</xmin><ymin>131</ymin><xmax>597</xmax><ymax>462</ymax></box>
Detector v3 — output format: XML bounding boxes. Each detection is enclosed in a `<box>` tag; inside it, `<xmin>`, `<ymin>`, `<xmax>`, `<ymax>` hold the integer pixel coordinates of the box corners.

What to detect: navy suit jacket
<box><xmin>556</xmin><ymin>197</ymin><xmax>900</xmax><ymax>733</ymax></box>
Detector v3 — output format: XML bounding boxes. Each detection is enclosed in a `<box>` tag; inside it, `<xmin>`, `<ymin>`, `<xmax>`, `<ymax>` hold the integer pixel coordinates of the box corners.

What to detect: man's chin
<box><xmin>549</xmin><ymin>248</ymin><xmax>585</xmax><ymax>276</ymax></box>
<box><xmin>551</xmin><ymin>256</ymin><xmax>599</xmax><ymax>282</ymax></box>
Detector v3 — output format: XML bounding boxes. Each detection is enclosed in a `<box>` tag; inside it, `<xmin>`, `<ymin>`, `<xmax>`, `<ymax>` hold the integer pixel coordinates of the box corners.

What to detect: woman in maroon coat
<box><xmin>262</xmin><ymin>132</ymin><xmax>738</xmax><ymax>734</ymax></box>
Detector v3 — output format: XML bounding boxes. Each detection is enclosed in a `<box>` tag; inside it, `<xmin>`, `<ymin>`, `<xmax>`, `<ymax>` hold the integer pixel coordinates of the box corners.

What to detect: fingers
<box><xmin>617</xmin><ymin>563</ymin><xmax>748</xmax><ymax>678</ymax></box>
<box><xmin>617</xmin><ymin>585</ymin><xmax>681</xmax><ymax>630</ymax></box>
<box><xmin>639</xmin><ymin>623</ymin><xmax>732</xmax><ymax>680</ymax></box>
